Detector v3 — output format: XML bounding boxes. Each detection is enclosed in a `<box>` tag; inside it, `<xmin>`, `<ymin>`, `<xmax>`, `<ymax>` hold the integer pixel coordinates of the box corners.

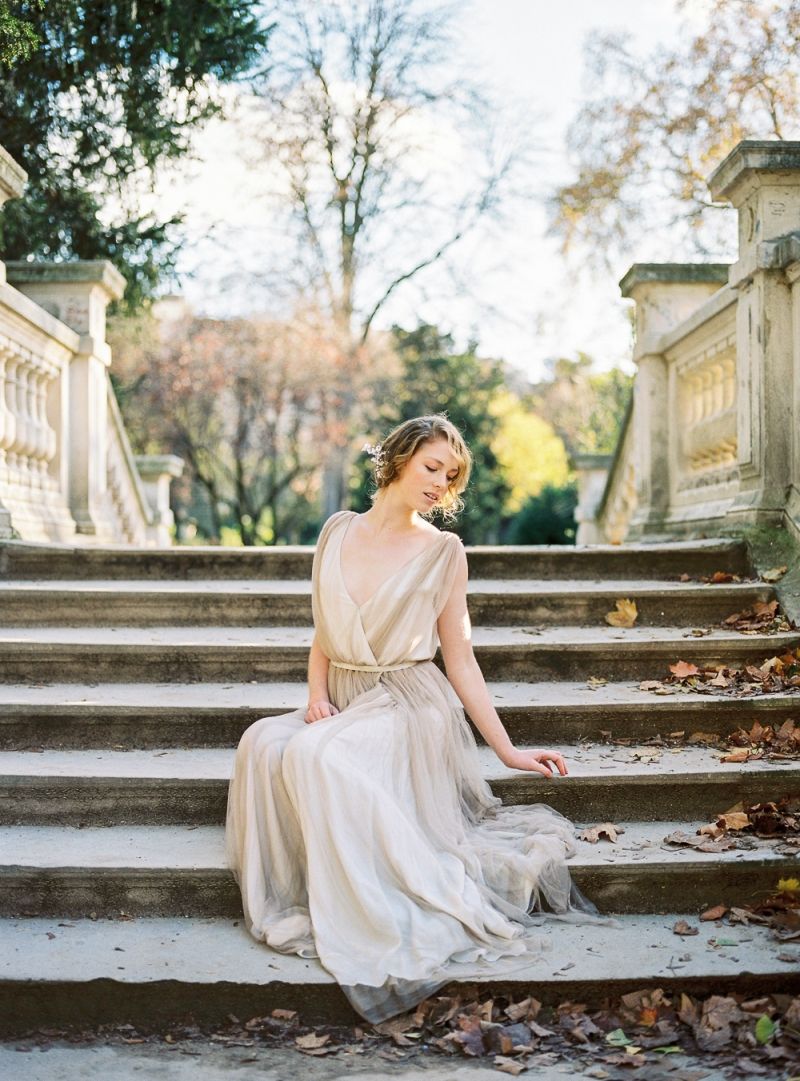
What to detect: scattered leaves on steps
<box><xmin>639</xmin><ymin>644</ymin><xmax>800</xmax><ymax>701</ymax></box>
<box><xmin>22</xmin><ymin>985</ymin><xmax>800</xmax><ymax>1076</ymax></box>
<box><xmin>722</xmin><ymin>598</ymin><xmax>796</xmax><ymax>634</ymax></box>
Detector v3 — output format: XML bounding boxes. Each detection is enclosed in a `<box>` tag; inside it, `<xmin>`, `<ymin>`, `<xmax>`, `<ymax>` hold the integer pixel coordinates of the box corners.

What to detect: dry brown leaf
<box><xmin>699</xmin><ymin>822</ymin><xmax>724</xmax><ymax>839</ymax></box>
<box><xmin>673</xmin><ymin>919</ymin><xmax>699</xmax><ymax>936</ymax></box>
<box><xmin>503</xmin><ymin>996</ymin><xmax>541</xmax><ymax>1022</ymax></box>
<box><xmin>718</xmin><ymin>811</ymin><xmax>750</xmax><ymax>830</ymax></box>
<box><xmin>579</xmin><ymin>822</ymin><xmax>625</xmax><ymax>843</ymax></box>
<box><xmin>605</xmin><ymin>598</ymin><xmax>638</xmax><ymax>628</ymax></box>
<box><xmin>670</xmin><ymin>661</ymin><xmax>701</xmax><ymax>679</ymax></box>
<box><xmin>493</xmin><ymin>1057</ymin><xmax>527</xmax><ymax>1076</ymax></box>
<box><xmin>700</xmin><ymin>904</ymin><xmax>728</xmax><ymax>921</ymax></box>
<box><xmin>720</xmin><ymin>748</ymin><xmax>750</xmax><ymax>763</ymax></box>
<box><xmin>295</xmin><ymin>1032</ymin><xmax>330</xmax><ymax>1050</ymax></box>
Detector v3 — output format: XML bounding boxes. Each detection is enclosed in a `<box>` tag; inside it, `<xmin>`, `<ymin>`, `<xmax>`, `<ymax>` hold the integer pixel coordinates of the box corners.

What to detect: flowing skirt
<box><xmin>225</xmin><ymin>660</ymin><xmax>619</xmax><ymax>1023</ymax></box>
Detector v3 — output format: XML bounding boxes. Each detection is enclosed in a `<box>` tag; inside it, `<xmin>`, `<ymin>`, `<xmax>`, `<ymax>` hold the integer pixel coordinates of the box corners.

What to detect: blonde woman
<box><xmin>225</xmin><ymin>413</ymin><xmax>615</xmax><ymax>1023</ymax></box>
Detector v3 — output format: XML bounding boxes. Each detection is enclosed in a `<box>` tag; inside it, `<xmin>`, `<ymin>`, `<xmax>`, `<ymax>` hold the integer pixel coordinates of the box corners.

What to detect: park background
<box><xmin>1</xmin><ymin>0</ymin><xmax>791</xmax><ymax>546</ymax></box>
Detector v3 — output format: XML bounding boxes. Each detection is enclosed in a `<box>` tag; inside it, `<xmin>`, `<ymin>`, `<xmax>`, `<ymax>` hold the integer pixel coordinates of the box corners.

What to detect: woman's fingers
<box><xmin>527</xmin><ymin>751</ymin><xmax>568</xmax><ymax>776</ymax></box>
<box><xmin>544</xmin><ymin>751</ymin><xmax>568</xmax><ymax>776</ymax></box>
<box><xmin>304</xmin><ymin>701</ymin><xmax>341</xmax><ymax>724</ymax></box>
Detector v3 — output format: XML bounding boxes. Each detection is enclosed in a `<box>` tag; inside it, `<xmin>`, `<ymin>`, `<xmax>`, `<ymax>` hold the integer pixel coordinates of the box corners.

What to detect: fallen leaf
<box><xmin>605</xmin><ymin>1027</ymin><xmax>633</xmax><ymax>1046</ymax></box>
<box><xmin>670</xmin><ymin>661</ymin><xmax>701</xmax><ymax>679</ymax></box>
<box><xmin>673</xmin><ymin>920</ymin><xmax>699</xmax><ymax>936</ymax></box>
<box><xmin>754</xmin><ymin>1014</ymin><xmax>777</xmax><ymax>1043</ymax></box>
<box><xmin>579</xmin><ymin>822</ymin><xmax>625</xmax><ymax>844</ymax></box>
<box><xmin>493</xmin><ymin>1056</ymin><xmax>527</xmax><ymax>1075</ymax></box>
<box><xmin>761</xmin><ymin>566</ymin><xmax>788</xmax><ymax>582</ymax></box>
<box><xmin>586</xmin><ymin>676</ymin><xmax>607</xmax><ymax>689</ymax></box>
<box><xmin>605</xmin><ymin>598</ymin><xmax>638</xmax><ymax>628</ymax></box>
<box><xmin>295</xmin><ymin>1032</ymin><xmax>330</xmax><ymax>1050</ymax></box>
<box><xmin>720</xmin><ymin>748</ymin><xmax>750</xmax><ymax>763</ymax></box>
<box><xmin>700</xmin><ymin>904</ymin><xmax>728</xmax><ymax>921</ymax></box>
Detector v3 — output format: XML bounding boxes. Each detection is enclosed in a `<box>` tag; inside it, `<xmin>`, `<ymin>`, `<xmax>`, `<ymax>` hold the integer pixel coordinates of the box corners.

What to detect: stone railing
<box><xmin>0</xmin><ymin>142</ymin><xmax>182</xmax><ymax>545</ymax></box>
<box><xmin>580</xmin><ymin>140</ymin><xmax>800</xmax><ymax>547</ymax></box>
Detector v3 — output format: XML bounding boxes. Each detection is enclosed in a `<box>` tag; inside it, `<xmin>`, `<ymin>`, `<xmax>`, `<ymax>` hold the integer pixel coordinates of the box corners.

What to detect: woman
<box><xmin>225</xmin><ymin>414</ymin><xmax>616</xmax><ymax>1024</ymax></box>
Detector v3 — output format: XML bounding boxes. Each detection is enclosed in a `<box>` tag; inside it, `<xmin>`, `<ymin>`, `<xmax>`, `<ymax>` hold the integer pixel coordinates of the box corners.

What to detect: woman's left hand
<box><xmin>500</xmin><ymin>747</ymin><xmax>568</xmax><ymax>776</ymax></box>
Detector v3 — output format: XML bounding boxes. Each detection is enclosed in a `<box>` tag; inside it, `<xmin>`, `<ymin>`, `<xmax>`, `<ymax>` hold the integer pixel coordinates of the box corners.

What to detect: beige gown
<box><xmin>225</xmin><ymin>510</ymin><xmax>615</xmax><ymax>1023</ymax></box>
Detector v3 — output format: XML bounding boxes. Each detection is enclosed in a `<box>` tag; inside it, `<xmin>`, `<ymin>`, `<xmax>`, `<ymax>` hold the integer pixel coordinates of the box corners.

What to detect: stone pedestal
<box><xmin>572</xmin><ymin>453</ymin><xmax>612</xmax><ymax>544</ymax></box>
<box><xmin>619</xmin><ymin>263</ymin><xmax>730</xmax><ymax>535</ymax></box>
<box><xmin>708</xmin><ymin>141</ymin><xmax>800</xmax><ymax>529</ymax></box>
<box><xmin>135</xmin><ymin>454</ymin><xmax>185</xmax><ymax>545</ymax></box>
<box><xmin>6</xmin><ymin>261</ymin><xmax>127</xmax><ymax>537</ymax></box>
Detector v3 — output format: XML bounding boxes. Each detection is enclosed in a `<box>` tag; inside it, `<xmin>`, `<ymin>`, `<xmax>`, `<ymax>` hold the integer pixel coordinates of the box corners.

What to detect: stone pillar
<box><xmin>572</xmin><ymin>453</ymin><xmax>612</xmax><ymax>544</ymax></box>
<box><xmin>619</xmin><ymin>263</ymin><xmax>730</xmax><ymax>535</ymax></box>
<box><xmin>5</xmin><ymin>261</ymin><xmax>127</xmax><ymax>537</ymax></box>
<box><xmin>708</xmin><ymin>140</ymin><xmax>800</xmax><ymax>529</ymax></box>
<box><xmin>135</xmin><ymin>454</ymin><xmax>184</xmax><ymax>545</ymax></box>
<box><xmin>0</xmin><ymin>144</ymin><xmax>28</xmax><ymax>537</ymax></box>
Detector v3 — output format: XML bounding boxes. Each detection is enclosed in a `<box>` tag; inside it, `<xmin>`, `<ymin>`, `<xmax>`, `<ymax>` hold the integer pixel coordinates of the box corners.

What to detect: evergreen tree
<box><xmin>0</xmin><ymin>1</ymin><xmax>270</xmax><ymax>308</ymax></box>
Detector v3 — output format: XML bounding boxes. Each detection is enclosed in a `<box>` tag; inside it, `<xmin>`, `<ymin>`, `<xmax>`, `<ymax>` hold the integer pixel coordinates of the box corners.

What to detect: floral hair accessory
<box><xmin>362</xmin><ymin>441</ymin><xmax>386</xmax><ymax>471</ymax></box>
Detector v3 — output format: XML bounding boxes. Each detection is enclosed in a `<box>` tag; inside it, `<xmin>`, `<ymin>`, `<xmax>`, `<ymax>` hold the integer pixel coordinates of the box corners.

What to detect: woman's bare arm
<box><xmin>437</xmin><ymin>545</ymin><xmax>567</xmax><ymax>777</ymax></box>
<box><xmin>305</xmin><ymin>631</ymin><xmax>339</xmax><ymax>723</ymax></box>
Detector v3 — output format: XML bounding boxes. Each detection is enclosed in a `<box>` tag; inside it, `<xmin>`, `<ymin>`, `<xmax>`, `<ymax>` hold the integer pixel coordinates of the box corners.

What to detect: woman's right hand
<box><xmin>304</xmin><ymin>698</ymin><xmax>340</xmax><ymax>724</ymax></box>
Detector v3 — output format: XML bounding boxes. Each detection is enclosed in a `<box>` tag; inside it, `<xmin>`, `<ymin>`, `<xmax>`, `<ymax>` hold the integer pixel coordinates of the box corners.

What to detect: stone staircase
<box><xmin>0</xmin><ymin>535</ymin><xmax>798</xmax><ymax>1033</ymax></box>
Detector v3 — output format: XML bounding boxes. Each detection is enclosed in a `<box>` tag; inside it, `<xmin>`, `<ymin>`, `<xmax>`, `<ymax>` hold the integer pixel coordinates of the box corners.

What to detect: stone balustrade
<box><xmin>0</xmin><ymin>142</ymin><xmax>182</xmax><ymax>545</ymax></box>
<box><xmin>579</xmin><ymin>140</ymin><xmax>800</xmax><ymax>547</ymax></box>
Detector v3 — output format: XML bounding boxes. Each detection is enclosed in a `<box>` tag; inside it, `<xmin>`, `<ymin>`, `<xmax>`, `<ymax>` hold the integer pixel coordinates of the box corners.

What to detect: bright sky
<box><xmin>165</xmin><ymin>0</ymin><xmax>721</xmax><ymax>382</ymax></box>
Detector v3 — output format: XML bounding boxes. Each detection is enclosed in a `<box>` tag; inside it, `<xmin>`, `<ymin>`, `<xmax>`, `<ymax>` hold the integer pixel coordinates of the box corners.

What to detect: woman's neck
<box><xmin>362</xmin><ymin>496</ymin><xmax>420</xmax><ymax>535</ymax></box>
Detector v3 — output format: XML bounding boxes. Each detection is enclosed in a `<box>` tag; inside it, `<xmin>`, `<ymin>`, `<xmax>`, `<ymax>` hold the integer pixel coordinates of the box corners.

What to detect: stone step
<box><xmin>1</xmin><ymin>912</ymin><xmax>793</xmax><ymax>1034</ymax></box>
<box><xmin>1</xmin><ymin>624</ymin><xmax>797</xmax><ymax>683</ymax></box>
<box><xmin>1</xmin><ymin>820</ymin><xmax>794</xmax><ymax>919</ymax></box>
<box><xmin>0</xmin><ymin>536</ymin><xmax>750</xmax><ymax>581</ymax></box>
<box><xmin>1</xmin><ymin>744</ymin><xmax>796</xmax><ymax>826</ymax></box>
<box><xmin>2</xmin><ymin>680</ymin><xmax>798</xmax><ymax>750</ymax></box>
<box><xmin>0</xmin><ymin>578</ymin><xmax>773</xmax><ymax>626</ymax></box>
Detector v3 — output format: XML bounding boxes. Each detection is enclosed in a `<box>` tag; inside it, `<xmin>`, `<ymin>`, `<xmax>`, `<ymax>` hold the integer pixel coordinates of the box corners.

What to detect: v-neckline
<box><xmin>337</xmin><ymin>511</ymin><xmax>448</xmax><ymax>611</ymax></box>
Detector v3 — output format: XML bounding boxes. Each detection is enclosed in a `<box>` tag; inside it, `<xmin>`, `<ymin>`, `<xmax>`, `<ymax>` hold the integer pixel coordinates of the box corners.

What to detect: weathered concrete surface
<box><xmin>1</xmin><ymin>624</ymin><xmax>798</xmax><ymax>682</ymax></box>
<box><xmin>0</xmin><ymin>536</ymin><xmax>750</xmax><ymax>580</ymax></box>
<box><xmin>1</xmin><ymin>914</ymin><xmax>796</xmax><ymax>1035</ymax></box>
<box><xmin>1</xmin><ymin>742</ymin><xmax>796</xmax><ymax>826</ymax></box>
<box><xmin>1</xmin><ymin>530</ymin><xmax>797</xmax><ymax>1037</ymax></box>
<box><xmin>0</xmin><ymin>817</ymin><xmax>795</xmax><ymax>917</ymax></box>
<box><xmin>0</xmin><ymin>576</ymin><xmax>773</xmax><ymax>626</ymax></box>
<box><xmin>1</xmin><ymin>679</ymin><xmax>797</xmax><ymax>750</ymax></box>
<box><xmin>0</xmin><ymin>1041</ymin><xmax>739</xmax><ymax>1081</ymax></box>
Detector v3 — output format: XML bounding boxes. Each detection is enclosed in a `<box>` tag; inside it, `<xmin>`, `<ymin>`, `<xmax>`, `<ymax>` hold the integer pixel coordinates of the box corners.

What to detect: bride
<box><xmin>225</xmin><ymin>413</ymin><xmax>616</xmax><ymax>1024</ymax></box>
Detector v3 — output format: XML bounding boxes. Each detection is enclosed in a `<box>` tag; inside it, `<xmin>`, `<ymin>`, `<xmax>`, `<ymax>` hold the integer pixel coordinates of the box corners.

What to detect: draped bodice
<box><xmin>311</xmin><ymin>510</ymin><xmax>464</xmax><ymax>673</ymax></box>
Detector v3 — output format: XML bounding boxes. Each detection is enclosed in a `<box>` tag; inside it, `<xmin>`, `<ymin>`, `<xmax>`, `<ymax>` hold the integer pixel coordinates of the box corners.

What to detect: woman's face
<box><xmin>397</xmin><ymin>437</ymin><xmax>461</xmax><ymax>514</ymax></box>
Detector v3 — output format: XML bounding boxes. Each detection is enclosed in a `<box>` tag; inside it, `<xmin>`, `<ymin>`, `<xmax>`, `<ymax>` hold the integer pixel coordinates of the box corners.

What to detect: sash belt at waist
<box><xmin>328</xmin><ymin>659</ymin><xmax>425</xmax><ymax>673</ymax></box>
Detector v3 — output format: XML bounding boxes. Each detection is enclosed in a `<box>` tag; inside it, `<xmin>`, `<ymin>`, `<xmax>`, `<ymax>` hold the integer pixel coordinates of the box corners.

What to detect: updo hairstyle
<box><xmin>365</xmin><ymin>414</ymin><xmax>472</xmax><ymax>523</ymax></box>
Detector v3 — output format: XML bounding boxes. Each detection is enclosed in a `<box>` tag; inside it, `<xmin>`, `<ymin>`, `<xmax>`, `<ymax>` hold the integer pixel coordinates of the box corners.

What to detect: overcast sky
<box><xmin>156</xmin><ymin>0</ymin><xmax>722</xmax><ymax>382</ymax></box>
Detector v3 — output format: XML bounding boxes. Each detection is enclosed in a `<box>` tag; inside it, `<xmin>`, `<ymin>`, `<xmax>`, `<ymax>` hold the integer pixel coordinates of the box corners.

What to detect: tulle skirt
<box><xmin>225</xmin><ymin>660</ymin><xmax>620</xmax><ymax>1023</ymax></box>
